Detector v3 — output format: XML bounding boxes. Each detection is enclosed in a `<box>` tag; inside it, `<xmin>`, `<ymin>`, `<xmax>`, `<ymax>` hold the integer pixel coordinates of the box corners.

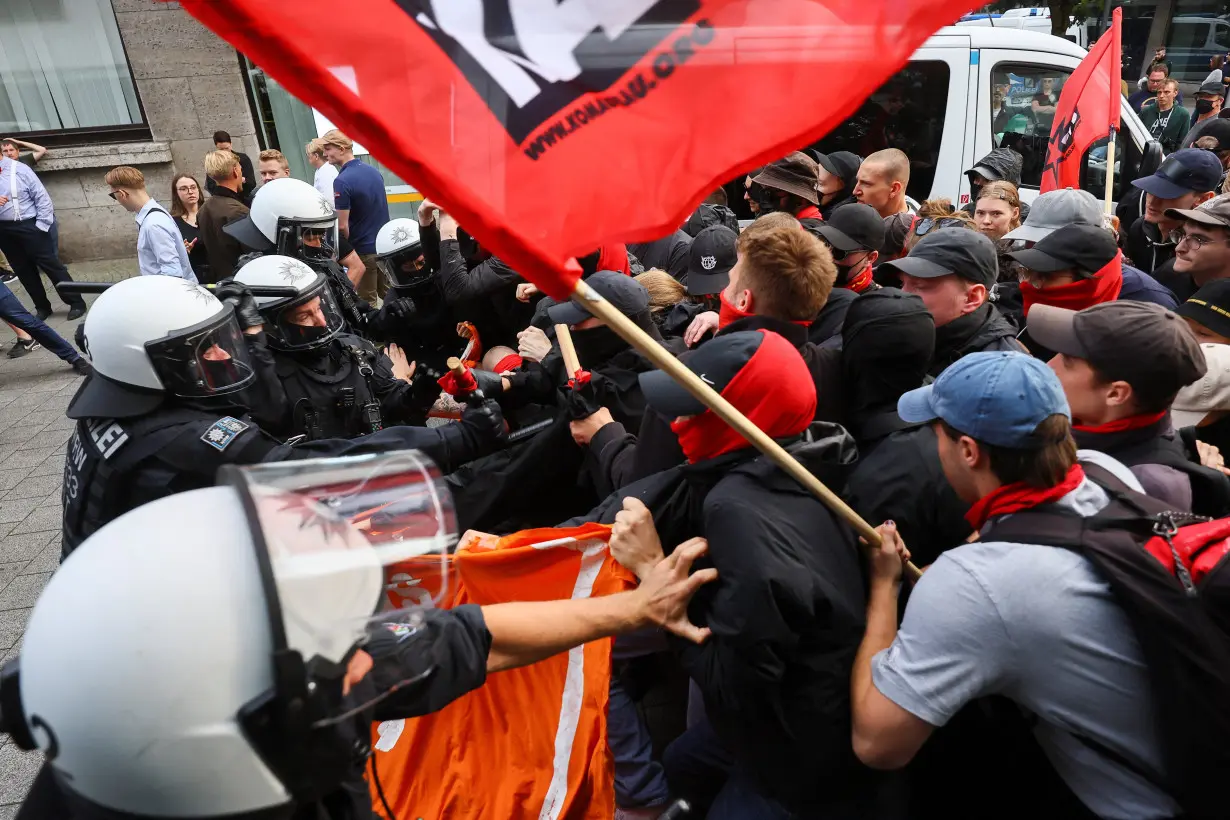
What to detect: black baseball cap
<box><xmin>1178</xmin><ymin>279</ymin><xmax>1230</xmax><ymax>340</ymax></box>
<box><xmin>639</xmin><ymin>329</ymin><xmax>812</xmax><ymax>418</ymax></box>
<box><xmin>813</xmin><ymin>151</ymin><xmax>862</xmax><ymax>188</ymax></box>
<box><xmin>1192</xmin><ymin>119</ymin><xmax>1230</xmax><ymax>152</ymax></box>
<box><xmin>547</xmin><ymin>270</ymin><xmax>649</xmax><ymax>326</ymax></box>
<box><xmin>684</xmin><ymin>204</ymin><xmax>739</xmax><ymax>237</ymax></box>
<box><xmin>1198</xmin><ymin>80</ymin><xmax>1225</xmax><ymax>97</ymax></box>
<box><xmin>1131</xmin><ymin>148</ymin><xmax>1223</xmax><ymax>199</ymax></box>
<box><xmin>878</xmin><ymin>228</ymin><xmax>998</xmax><ymax>287</ymax></box>
<box><xmin>1007</xmin><ymin>224</ymin><xmax>1118</xmax><ymax>277</ymax></box>
<box><xmin>1027</xmin><ymin>301</ymin><xmax>1206</xmax><ymax>395</ymax></box>
<box><xmin>685</xmin><ymin>225</ymin><xmax>737</xmax><ymax>296</ymax></box>
<box><xmin>815</xmin><ymin>203</ymin><xmax>885</xmax><ymax>253</ymax></box>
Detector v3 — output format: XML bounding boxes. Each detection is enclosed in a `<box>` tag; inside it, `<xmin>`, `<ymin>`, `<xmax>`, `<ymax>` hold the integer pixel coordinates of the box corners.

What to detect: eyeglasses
<box><xmin>1173</xmin><ymin>230</ymin><xmax>1230</xmax><ymax>250</ymax></box>
<box><xmin>107</xmin><ymin>191</ymin><xmax>120</xmax><ymax>201</ymax></box>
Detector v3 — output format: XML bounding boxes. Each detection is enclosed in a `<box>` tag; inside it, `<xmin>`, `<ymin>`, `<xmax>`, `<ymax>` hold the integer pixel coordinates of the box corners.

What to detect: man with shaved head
<box><xmin>854</xmin><ymin>148</ymin><xmax>911</xmax><ymax>218</ymax></box>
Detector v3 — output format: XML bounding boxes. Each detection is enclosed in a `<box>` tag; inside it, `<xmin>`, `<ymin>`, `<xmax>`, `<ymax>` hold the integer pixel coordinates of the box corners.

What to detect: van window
<box><xmin>1171</xmin><ymin>22</ymin><xmax>1209</xmax><ymax>52</ymax></box>
<box><xmin>1079</xmin><ymin>131</ymin><xmax>1142</xmax><ymax>206</ymax></box>
<box><xmin>808</xmin><ymin>61</ymin><xmax>950</xmax><ymax>203</ymax></box>
<box><xmin>990</xmin><ymin>63</ymin><xmax>1074</xmax><ymax>189</ymax></box>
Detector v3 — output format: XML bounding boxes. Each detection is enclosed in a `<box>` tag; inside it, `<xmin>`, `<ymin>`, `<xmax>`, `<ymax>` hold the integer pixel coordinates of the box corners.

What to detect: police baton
<box><xmin>56</xmin><ymin>282</ymin><xmax>300</xmax><ymax>298</ymax></box>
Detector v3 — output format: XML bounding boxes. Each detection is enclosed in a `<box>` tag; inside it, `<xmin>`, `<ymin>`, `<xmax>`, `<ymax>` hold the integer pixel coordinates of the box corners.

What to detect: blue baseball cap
<box><xmin>1131</xmin><ymin>148</ymin><xmax>1223</xmax><ymax>200</ymax></box>
<box><xmin>897</xmin><ymin>351</ymin><xmax>1070</xmax><ymax>448</ymax></box>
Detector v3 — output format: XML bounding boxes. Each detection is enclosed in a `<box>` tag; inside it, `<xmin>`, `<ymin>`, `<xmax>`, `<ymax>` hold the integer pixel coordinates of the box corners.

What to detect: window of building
<box><xmin>990</xmin><ymin>63</ymin><xmax>1074</xmax><ymax>189</ymax></box>
<box><xmin>809</xmin><ymin>61</ymin><xmax>951</xmax><ymax>203</ymax></box>
<box><xmin>0</xmin><ymin>0</ymin><xmax>146</xmax><ymax>140</ymax></box>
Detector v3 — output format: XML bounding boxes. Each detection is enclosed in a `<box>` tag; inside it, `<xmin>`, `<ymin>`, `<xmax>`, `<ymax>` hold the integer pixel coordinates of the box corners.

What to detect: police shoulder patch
<box><xmin>201</xmin><ymin>416</ymin><xmax>250</xmax><ymax>451</ymax></box>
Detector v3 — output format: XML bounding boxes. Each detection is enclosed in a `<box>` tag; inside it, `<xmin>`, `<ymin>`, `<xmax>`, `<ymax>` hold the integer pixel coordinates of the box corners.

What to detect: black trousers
<box><xmin>0</xmin><ymin>218</ymin><xmax>83</xmax><ymax>312</ymax></box>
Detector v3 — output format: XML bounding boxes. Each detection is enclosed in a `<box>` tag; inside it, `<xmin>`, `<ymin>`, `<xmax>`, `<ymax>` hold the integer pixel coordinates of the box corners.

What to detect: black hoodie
<box><xmin>960</xmin><ymin>147</ymin><xmax>1032</xmax><ymax>222</ymax></box>
<box><xmin>929</xmin><ymin>302</ymin><xmax>1024</xmax><ymax>377</ymax></box>
<box><xmin>840</xmin><ymin>289</ymin><xmax>935</xmax><ymax>454</ymax></box>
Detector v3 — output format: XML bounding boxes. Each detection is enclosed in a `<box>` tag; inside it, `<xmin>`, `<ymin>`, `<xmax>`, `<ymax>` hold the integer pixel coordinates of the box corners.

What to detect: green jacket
<box><xmin>1140</xmin><ymin>101</ymin><xmax>1192</xmax><ymax>153</ymax></box>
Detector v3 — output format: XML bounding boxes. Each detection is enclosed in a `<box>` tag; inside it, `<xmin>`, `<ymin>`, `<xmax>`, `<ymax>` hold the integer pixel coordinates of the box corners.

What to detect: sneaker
<box><xmin>66</xmin><ymin>305</ymin><xmax>86</xmax><ymax>321</ymax></box>
<box><xmin>35</xmin><ymin>307</ymin><xmax>52</xmax><ymax>321</ymax></box>
<box><xmin>71</xmin><ymin>358</ymin><xmax>93</xmax><ymax>377</ymax></box>
<box><xmin>6</xmin><ymin>339</ymin><xmax>40</xmax><ymax>359</ymax></box>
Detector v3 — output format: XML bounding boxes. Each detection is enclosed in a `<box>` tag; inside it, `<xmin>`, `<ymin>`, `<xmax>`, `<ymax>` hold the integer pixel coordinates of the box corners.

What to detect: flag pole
<box><xmin>1103</xmin><ymin>127</ymin><xmax>1117</xmax><ymax>215</ymax></box>
<box><xmin>573</xmin><ymin>277</ymin><xmax>923</xmax><ymax>582</ymax></box>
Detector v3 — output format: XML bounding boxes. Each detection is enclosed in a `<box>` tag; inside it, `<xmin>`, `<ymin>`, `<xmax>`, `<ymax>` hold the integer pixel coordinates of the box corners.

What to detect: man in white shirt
<box><xmin>105</xmin><ymin>165</ymin><xmax>196</xmax><ymax>283</ymax></box>
<box><xmin>307</xmin><ymin>138</ymin><xmax>338</xmax><ymax>201</ymax></box>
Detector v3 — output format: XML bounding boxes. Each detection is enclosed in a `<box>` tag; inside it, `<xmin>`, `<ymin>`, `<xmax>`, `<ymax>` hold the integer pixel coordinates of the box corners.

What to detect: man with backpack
<box><xmin>1029</xmin><ymin>300</ymin><xmax>1230</xmax><ymax>516</ymax></box>
<box><xmin>849</xmin><ymin>351</ymin><xmax>1216</xmax><ymax>819</ymax></box>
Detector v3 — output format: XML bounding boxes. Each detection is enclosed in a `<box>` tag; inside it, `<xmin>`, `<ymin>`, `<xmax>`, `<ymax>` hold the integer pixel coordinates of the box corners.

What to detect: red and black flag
<box><xmin>176</xmin><ymin>0</ymin><xmax>982</xmax><ymax>299</ymax></box>
<box><xmin>1042</xmin><ymin>7</ymin><xmax>1122</xmax><ymax>193</ymax></box>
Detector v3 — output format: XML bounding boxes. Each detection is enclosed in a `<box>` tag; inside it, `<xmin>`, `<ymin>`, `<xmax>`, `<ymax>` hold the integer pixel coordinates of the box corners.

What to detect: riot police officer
<box><xmin>2</xmin><ymin>455</ymin><xmax>713</xmax><ymax>820</ymax></box>
<box><xmin>224</xmin><ymin>177</ymin><xmax>413</xmax><ymax>341</ymax></box>
<box><xmin>235</xmin><ymin>254</ymin><xmax>432</xmax><ymax>437</ymax></box>
<box><xmin>60</xmin><ymin>275</ymin><xmax>504</xmax><ymax>557</ymax></box>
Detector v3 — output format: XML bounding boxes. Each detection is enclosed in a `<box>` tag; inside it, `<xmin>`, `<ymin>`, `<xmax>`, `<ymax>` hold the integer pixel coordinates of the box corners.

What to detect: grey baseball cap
<box><xmin>1002</xmin><ymin>188</ymin><xmax>1103</xmax><ymax>243</ymax></box>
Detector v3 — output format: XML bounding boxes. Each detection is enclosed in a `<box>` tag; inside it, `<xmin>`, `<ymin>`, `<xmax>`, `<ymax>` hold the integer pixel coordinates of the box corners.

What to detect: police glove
<box><xmin>368</xmin><ymin>297</ymin><xmax>417</xmax><ymax>337</ymax></box>
<box><xmin>470</xmin><ymin>368</ymin><xmax>505</xmax><ymax>397</ymax></box>
<box><xmin>460</xmin><ymin>398</ymin><xmax>506</xmax><ymax>444</ymax></box>
<box><xmin>214</xmin><ymin>279</ymin><xmax>264</xmax><ymax>332</ymax></box>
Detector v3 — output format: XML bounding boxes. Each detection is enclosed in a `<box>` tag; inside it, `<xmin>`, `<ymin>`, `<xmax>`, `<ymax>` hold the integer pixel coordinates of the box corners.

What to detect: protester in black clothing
<box><xmin>577</xmin><ymin>217</ymin><xmax>840</xmax><ymax>491</ymax></box>
<box><xmin>812</xmin><ymin>150</ymin><xmax>862</xmax><ymax>220</ymax></box>
<box><xmin>840</xmin><ymin>288</ymin><xmax>934</xmax><ymax>454</ymax></box>
<box><xmin>1123</xmin><ymin>148</ymin><xmax>1221</xmax><ymax>275</ymax></box>
<box><xmin>629</xmin><ymin>223</ymin><xmax>691</xmax><ymax>281</ymax></box>
<box><xmin>607</xmin><ymin>330</ymin><xmax>876</xmax><ymax>818</ymax></box>
<box><xmin>1154</xmin><ymin>193</ymin><xmax>1230</xmax><ymax>302</ymax></box>
<box><xmin>1031</xmin><ymin>300</ymin><xmax>1218</xmax><ymax>513</ymax></box>
<box><xmin>814</xmin><ymin>203</ymin><xmax>885</xmax><ymax>296</ymax></box>
<box><xmin>653</xmin><ymin>224</ymin><xmax>735</xmax><ymax>342</ymax></box>
<box><xmin>880</xmin><ymin>229</ymin><xmax>1022</xmax><ymax>376</ymax></box>
<box><xmin>205</xmin><ymin>130</ymin><xmax>257</xmax><ymax>204</ymax></box>
<box><xmin>170</xmin><ymin>173</ymin><xmax>209</xmax><ymax>282</ymax></box>
<box><xmin>959</xmin><ymin>147</ymin><xmax>1031</xmax><ymax>223</ymax></box>
<box><xmin>683</xmin><ymin>203</ymin><xmax>739</xmax><ymax>237</ymax></box>
<box><xmin>1178</xmin><ymin>278</ymin><xmax>1230</xmax><ymax>344</ymax></box>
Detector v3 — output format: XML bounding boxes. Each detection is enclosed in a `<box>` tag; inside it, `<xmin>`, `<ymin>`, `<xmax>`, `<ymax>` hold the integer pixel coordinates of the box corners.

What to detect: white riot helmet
<box><xmin>0</xmin><ymin>452</ymin><xmax>456</xmax><ymax>818</ymax></box>
<box><xmin>375</xmin><ymin>218</ymin><xmax>427</xmax><ymax>290</ymax></box>
<box><xmin>235</xmin><ymin>255</ymin><xmax>346</xmax><ymax>352</ymax></box>
<box><xmin>68</xmin><ymin>276</ymin><xmax>255</xmax><ymax>419</ymax></box>
<box><xmin>224</xmin><ymin>178</ymin><xmax>340</xmax><ymax>266</ymax></box>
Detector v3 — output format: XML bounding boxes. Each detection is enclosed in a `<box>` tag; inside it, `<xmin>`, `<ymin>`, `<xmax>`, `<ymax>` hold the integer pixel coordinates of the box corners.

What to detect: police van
<box><xmin>807</xmin><ymin>26</ymin><xmax>1160</xmax><ymax>210</ymax></box>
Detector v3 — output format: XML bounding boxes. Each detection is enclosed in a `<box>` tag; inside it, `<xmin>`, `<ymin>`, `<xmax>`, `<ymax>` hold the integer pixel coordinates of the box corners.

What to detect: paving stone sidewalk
<box><xmin>0</xmin><ymin>259</ymin><xmax>134</xmax><ymax>816</ymax></box>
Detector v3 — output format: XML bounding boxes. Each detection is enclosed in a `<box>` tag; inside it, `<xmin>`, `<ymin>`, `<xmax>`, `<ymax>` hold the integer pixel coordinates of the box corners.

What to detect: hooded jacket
<box><xmin>1125</xmin><ymin>216</ymin><xmax>1178</xmax><ymax>275</ymax></box>
<box><xmin>929</xmin><ymin>303</ymin><xmax>1024</xmax><ymax>377</ymax></box>
<box><xmin>960</xmin><ymin>148</ymin><xmax>1032</xmax><ymax>222</ymax></box>
<box><xmin>571</xmin><ymin>425</ymin><xmax>880</xmax><ymax>814</ymax></box>
<box><xmin>818</xmin><ymin>159</ymin><xmax>861</xmax><ymax>222</ymax></box>
<box><xmin>628</xmin><ymin>231</ymin><xmax>691</xmax><ymax>281</ymax></box>
<box><xmin>840</xmin><ymin>289</ymin><xmax>935</xmax><ymax>453</ymax></box>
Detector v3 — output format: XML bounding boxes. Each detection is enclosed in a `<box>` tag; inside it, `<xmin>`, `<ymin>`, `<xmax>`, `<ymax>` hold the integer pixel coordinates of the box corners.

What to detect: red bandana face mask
<box><xmin>1021</xmin><ymin>252</ymin><xmax>1124</xmax><ymax>317</ymax></box>
<box><xmin>965</xmin><ymin>463</ymin><xmax>1086</xmax><ymax>531</ymax></box>
<box><xmin>718</xmin><ymin>290</ymin><xmax>754</xmax><ymax>329</ymax></box>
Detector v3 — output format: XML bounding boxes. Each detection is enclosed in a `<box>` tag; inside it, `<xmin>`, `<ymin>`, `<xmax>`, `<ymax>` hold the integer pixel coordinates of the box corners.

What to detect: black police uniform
<box><xmin>61</xmin><ymin>395</ymin><xmax>499</xmax><ymax>559</ymax></box>
<box><xmin>250</xmin><ymin>332</ymin><xmax>426</xmax><ymax>439</ymax></box>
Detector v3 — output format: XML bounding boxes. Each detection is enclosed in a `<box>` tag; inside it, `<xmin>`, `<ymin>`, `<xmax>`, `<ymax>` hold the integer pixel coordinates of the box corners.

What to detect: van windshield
<box><xmin>806</xmin><ymin>61</ymin><xmax>951</xmax><ymax>203</ymax></box>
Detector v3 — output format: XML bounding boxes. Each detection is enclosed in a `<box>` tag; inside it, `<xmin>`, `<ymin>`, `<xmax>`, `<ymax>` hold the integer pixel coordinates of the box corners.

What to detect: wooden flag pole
<box><xmin>1103</xmin><ymin>128</ymin><xmax>1117</xmax><ymax>216</ymax></box>
<box><xmin>554</xmin><ymin>324</ymin><xmax>583</xmax><ymax>377</ymax></box>
<box><xmin>573</xmin><ymin>278</ymin><xmax>922</xmax><ymax>582</ymax></box>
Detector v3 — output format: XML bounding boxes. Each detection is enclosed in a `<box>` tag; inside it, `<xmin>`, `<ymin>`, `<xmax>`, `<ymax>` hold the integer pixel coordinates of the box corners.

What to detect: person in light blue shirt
<box><xmin>105</xmin><ymin>166</ymin><xmax>197</xmax><ymax>283</ymax></box>
<box><xmin>0</xmin><ymin>156</ymin><xmax>87</xmax><ymax>320</ymax></box>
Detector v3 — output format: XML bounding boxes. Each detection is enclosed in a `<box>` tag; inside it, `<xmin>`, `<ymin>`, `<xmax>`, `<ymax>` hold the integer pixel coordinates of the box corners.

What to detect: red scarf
<box><xmin>965</xmin><ymin>463</ymin><xmax>1086</xmax><ymax>531</ymax></box>
<box><xmin>1021</xmin><ymin>252</ymin><xmax>1124</xmax><ymax>317</ymax></box>
<box><xmin>1072</xmin><ymin>409</ymin><xmax>1167</xmax><ymax>434</ymax></box>
<box><xmin>718</xmin><ymin>291</ymin><xmax>812</xmax><ymax>330</ymax></box>
<box><xmin>795</xmin><ymin>205</ymin><xmax>822</xmax><ymax>221</ymax></box>
<box><xmin>492</xmin><ymin>353</ymin><xmax>523</xmax><ymax>374</ymax></box>
<box><xmin>844</xmin><ymin>264</ymin><xmax>875</xmax><ymax>294</ymax></box>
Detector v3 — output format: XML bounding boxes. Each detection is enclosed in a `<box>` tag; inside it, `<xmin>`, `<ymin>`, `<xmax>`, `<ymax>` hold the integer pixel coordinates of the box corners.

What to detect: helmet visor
<box><xmin>278</xmin><ymin>217</ymin><xmax>339</xmax><ymax>264</ymax></box>
<box><xmin>227</xmin><ymin>451</ymin><xmax>456</xmax><ymax>671</ymax></box>
<box><xmin>378</xmin><ymin>245</ymin><xmax>428</xmax><ymax>290</ymax></box>
<box><xmin>264</xmin><ymin>276</ymin><xmax>347</xmax><ymax>351</ymax></box>
<box><xmin>145</xmin><ymin>309</ymin><xmax>255</xmax><ymax>398</ymax></box>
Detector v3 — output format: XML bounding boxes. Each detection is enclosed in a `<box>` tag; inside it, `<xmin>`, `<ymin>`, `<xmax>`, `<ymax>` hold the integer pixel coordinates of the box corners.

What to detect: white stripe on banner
<box><xmin>539</xmin><ymin>540</ymin><xmax>607</xmax><ymax>820</ymax></box>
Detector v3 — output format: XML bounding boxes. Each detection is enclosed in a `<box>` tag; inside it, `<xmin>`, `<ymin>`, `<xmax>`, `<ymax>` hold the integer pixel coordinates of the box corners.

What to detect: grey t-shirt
<box><xmin>872</xmin><ymin>471</ymin><xmax>1179</xmax><ymax>820</ymax></box>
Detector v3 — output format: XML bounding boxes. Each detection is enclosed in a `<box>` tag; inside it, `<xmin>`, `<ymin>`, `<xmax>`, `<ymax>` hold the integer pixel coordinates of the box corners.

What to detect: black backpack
<box><xmin>983</xmin><ymin>461</ymin><xmax>1230</xmax><ymax>819</ymax></box>
<box><xmin>1108</xmin><ymin>427</ymin><xmax>1230</xmax><ymax>519</ymax></box>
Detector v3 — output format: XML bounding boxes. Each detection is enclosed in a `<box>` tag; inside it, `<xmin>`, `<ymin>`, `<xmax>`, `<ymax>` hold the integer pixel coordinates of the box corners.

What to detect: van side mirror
<box><xmin>1140</xmin><ymin>141</ymin><xmax>1164</xmax><ymax>178</ymax></box>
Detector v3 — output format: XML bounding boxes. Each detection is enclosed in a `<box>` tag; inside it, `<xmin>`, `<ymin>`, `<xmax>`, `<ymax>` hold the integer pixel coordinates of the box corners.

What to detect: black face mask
<box><xmin>569</xmin><ymin>325</ymin><xmax>631</xmax><ymax>367</ymax></box>
<box><xmin>1197</xmin><ymin>99</ymin><xmax>1217</xmax><ymax>116</ymax></box>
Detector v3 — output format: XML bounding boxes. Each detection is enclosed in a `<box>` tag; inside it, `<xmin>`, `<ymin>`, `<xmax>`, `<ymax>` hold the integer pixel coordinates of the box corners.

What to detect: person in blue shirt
<box><xmin>321</xmin><ymin>129</ymin><xmax>389</xmax><ymax>306</ymax></box>
<box><xmin>105</xmin><ymin>166</ymin><xmax>197</xmax><ymax>283</ymax></box>
<box><xmin>0</xmin><ymin>156</ymin><xmax>87</xmax><ymax>321</ymax></box>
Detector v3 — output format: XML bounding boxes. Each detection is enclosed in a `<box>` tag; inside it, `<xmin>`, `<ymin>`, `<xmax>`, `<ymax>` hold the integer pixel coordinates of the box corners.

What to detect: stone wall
<box><xmin>39</xmin><ymin>0</ymin><xmax>258</xmax><ymax>262</ymax></box>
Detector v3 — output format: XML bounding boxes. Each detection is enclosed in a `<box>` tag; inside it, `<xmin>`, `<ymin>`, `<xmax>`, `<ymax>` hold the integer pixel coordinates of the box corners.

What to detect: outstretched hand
<box><xmin>386</xmin><ymin>343</ymin><xmax>416</xmax><ymax>384</ymax></box>
<box><xmin>635</xmin><ymin>537</ymin><xmax>717</xmax><ymax>644</ymax></box>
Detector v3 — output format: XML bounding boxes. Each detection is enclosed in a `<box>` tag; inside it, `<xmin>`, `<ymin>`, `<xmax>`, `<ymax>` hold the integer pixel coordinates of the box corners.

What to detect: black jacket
<box><xmin>959</xmin><ymin>148</ymin><xmax>1031</xmax><ymax>222</ymax></box>
<box><xmin>1125</xmin><ymin>217</ymin><xmax>1178</xmax><ymax>275</ymax></box>
<box><xmin>929</xmin><ymin>302</ymin><xmax>1024</xmax><ymax>377</ymax></box>
<box><xmin>589</xmin><ymin>315</ymin><xmax>843</xmax><ymax>491</ymax></box>
<box><xmin>435</xmin><ymin>238</ymin><xmax>531</xmax><ymax>349</ymax></box>
<box><xmin>844</xmin><ymin>423</ymin><xmax>971</xmax><ymax>568</ymax></box>
<box><xmin>205</xmin><ymin>149</ymin><xmax>257</xmax><ymax>204</ymax></box>
<box><xmin>572</xmin><ymin>427</ymin><xmax>878</xmax><ymax>813</ymax></box>
<box><xmin>809</xmin><ymin>287</ymin><xmax>856</xmax><ymax>346</ymax></box>
<box><xmin>628</xmin><ymin>230</ymin><xmax>691</xmax><ymax>281</ymax></box>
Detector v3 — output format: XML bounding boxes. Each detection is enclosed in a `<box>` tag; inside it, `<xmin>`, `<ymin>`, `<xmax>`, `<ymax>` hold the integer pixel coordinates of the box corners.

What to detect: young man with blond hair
<box><xmin>306</xmin><ymin>138</ymin><xmax>338</xmax><ymax>201</ymax></box>
<box><xmin>320</xmin><ymin>128</ymin><xmax>389</xmax><ymax>305</ymax></box>
<box><xmin>105</xmin><ymin>165</ymin><xmax>195</xmax><ymax>283</ymax></box>
<box><xmin>257</xmin><ymin>149</ymin><xmax>291</xmax><ymax>184</ymax></box>
<box><xmin>197</xmin><ymin>150</ymin><xmax>250</xmax><ymax>283</ymax></box>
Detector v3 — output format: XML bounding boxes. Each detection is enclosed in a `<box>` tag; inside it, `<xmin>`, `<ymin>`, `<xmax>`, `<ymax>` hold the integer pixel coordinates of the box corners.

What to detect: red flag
<box><xmin>177</xmin><ymin>0</ymin><xmax>980</xmax><ymax>299</ymax></box>
<box><xmin>1042</xmin><ymin>8</ymin><xmax>1122</xmax><ymax>193</ymax></box>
